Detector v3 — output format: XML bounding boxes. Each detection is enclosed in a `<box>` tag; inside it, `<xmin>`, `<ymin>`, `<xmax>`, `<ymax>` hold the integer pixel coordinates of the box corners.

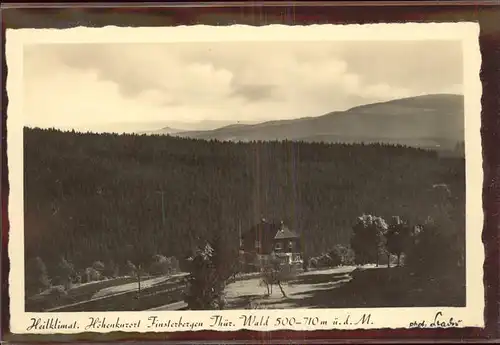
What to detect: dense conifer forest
<box><xmin>24</xmin><ymin>127</ymin><xmax>465</xmax><ymax>277</ymax></box>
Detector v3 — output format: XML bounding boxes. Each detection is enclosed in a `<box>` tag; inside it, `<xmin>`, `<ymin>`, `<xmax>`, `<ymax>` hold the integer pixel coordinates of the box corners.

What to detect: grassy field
<box><xmin>26</xmin><ymin>276</ymin><xmax>136</xmax><ymax>311</ymax></box>
<box><xmin>223</xmin><ymin>265</ymin><xmax>465</xmax><ymax>309</ymax></box>
<box><xmin>224</xmin><ymin>266</ymin><xmax>364</xmax><ymax>309</ymax></box>
<box><xmin>26</xmin><ymin>273</ymin><xmax>188</xmax><ymax>312</ymax></box>
<box><xmin>29</xmin><ymin>265</ymin><xmax>465</xmax><ymax>312</ymax></box>
<box><xmin>147</xmin><ymin>264</ymin><xmax>465</xmax><ymax>311</ymax></box>
<box><xmin>148</xmin><ymin>266</ymin><xmax>372</xmax><ymax>310</ymax></box>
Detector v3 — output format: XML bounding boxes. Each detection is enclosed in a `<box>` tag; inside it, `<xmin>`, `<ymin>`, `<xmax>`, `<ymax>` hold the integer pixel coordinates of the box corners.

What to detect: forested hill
<box><xmin>173</xmin><ymin>94</ymin><xmax>464</xmax><ymax>151</ymax></box>
<box><xmin>24</xmin><ymin>127</ymin><xmax>465</xmax><ymax>270</ymax></box>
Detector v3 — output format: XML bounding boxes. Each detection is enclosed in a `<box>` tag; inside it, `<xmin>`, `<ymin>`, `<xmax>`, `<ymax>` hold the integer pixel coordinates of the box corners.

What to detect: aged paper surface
<box><xmin>7</xmin><ymin>23</ymin><xmax>483</xmax><ymax>334</ymax></box>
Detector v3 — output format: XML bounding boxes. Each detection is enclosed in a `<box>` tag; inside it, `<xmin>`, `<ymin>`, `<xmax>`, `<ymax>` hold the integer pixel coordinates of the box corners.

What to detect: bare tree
<box><xmin>260</xmin><ymin>255</ymin><xmax>297</xmax><ymax>298</ymax></box>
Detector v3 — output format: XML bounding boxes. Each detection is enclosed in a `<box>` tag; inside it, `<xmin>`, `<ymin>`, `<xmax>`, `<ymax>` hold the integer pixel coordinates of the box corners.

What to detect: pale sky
<box><xmin>23</xmin><ymin>41</ymin><xmax>463</xmax><ymax>131</ymax></box>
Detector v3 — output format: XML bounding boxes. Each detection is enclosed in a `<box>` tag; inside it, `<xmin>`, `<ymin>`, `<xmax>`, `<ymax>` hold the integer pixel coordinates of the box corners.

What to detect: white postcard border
<box><xmin>6</xmin><ymin>23</ymin><xmax>484</xmax><ymax>334</ymax></box>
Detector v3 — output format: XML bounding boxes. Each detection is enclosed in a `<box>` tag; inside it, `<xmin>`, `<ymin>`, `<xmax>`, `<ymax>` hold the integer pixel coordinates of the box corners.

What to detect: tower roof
<box><xmin>274</xmin><ymin>226</ymin><xmax>299</xmax><ymax>239</ymax></box>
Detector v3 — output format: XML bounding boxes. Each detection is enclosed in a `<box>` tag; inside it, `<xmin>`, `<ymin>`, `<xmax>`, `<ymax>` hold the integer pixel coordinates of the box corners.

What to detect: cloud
<box><xmin>23</xmin><ymin>41</ymin><xmax>463</xmax><ymax>130</ymax></box>
<box><xmin>231</xmin><ymin>83</ymin><xmax>277</xmax><ymax>102</ymax></box>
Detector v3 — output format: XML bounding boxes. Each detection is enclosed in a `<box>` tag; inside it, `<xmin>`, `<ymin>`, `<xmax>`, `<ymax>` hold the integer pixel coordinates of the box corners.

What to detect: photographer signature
<box><xmin>409</xmin><ymin>311</ymin><xmax>463</xmax><ymax>328</ymax></box>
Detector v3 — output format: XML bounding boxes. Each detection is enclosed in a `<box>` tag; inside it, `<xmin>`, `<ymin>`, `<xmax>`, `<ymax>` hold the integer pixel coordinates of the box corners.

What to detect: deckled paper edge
<box><xmin>5</xmin><ymin>23</ymin><xmax>484</xmax><ymax>334</ymax></box>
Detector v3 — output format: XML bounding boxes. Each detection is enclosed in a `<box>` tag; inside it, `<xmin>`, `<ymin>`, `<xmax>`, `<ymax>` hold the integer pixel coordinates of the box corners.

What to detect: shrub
<box><xmin>149</xmin><ymin>255</ymin><xmax>170</xmax><ymax>276</ymax></box>
<box><xmin>84</xmin><ymin>267</ymin><xmax>101</xmax><ymax>282</ymax></box>
<box><xmin>405</xmin><ymin>220</ymin><xmax>463</xmax><ymax>277</ymax></box>
<box><xmin>47</xmin><ymin>285</ymin><xmax>68</xmax><ymax>300</ymax></box>
<box><xmin>92</xmin><ymin>261</ymin><xmax>105</xmax><ymax>273</ymax></box>
<box><xmin>385</xmin><ymin>216</ymin><xmax>412</xmax><ymax>267</ymax></box>
<box><xmin>351</xmin><ymin>214</ymin><xmax>388</xmax><ymax>266</ymax></box>
<box><xmin>308</xmin><ymin>253</ymin><xmax>335</xmax><ymax>269</ymax></box>
<box><xmin>149</xmin><ymin>255</ymin><xmax>180</xmax><ymax>276</ymax></box>
<box><xmin>125</xmin><ymin>260</ymin><xmax>138</xmax><ymax>277</ymax></box>
<box><xmin>329</xmin><ymin>244</ymin><xmax>355</xmax><ymax>266</ymax></box>
<box><xmin>103</xmin><ymin>260</ymin><xmax>120</xmax><ymax>278</ymax></box>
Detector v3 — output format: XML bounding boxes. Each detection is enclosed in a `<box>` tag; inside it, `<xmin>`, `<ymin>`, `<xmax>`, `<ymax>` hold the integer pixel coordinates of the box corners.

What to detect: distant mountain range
<box><xmin>66</xmin><ymin>94</ymin><xmax>465</xmax><ymax>153</ymax></box>
<box><xmin>167</xmin><ymin>94</ymin><xmax>464</xmax><ymax>151</ymax></box>
<box><xmin>141</xmin><ymin>126</ymin><xmax>182</xmax><ymax>135</ymax></box>
<box><xmin>78</xmin><ymin>120</ymin><xmax>255</xmax><ymax>135</ymax></box>
<box><xmin>142</xmin><ymin>120</ymin><xmax>256</xmax><ymax>135</ymax></box>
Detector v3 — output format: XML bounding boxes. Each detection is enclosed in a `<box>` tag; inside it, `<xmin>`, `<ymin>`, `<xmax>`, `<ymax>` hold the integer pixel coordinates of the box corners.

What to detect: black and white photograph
<box><xmin>7</xmin><ymin>24</ymin><xmax>483</xmax><ymax>333</ymax></box>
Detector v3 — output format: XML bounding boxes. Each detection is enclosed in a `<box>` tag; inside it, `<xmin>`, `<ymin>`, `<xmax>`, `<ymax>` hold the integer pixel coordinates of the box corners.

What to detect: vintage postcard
<box><xmin>6</xmin><ymin>23</ymin><xmax>484</xmax><ymax>334</ymax></box>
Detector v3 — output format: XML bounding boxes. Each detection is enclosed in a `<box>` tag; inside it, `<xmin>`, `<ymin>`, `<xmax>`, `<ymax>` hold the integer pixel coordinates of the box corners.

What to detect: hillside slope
<box><xmin>174</xmin><ymin>94</ymin><xmax>464</xmax><ymax>150</ymax></box>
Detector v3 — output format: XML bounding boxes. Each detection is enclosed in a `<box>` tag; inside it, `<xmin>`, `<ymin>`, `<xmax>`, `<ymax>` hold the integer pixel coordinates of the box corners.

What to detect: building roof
<box><xmin>242</xmin><ymin>219</ymin><xmax>300</xmax><ymax>242</ymax></box>
<box><xmin>274</xmin><ymin>226</ymin><xmax>299</xmax><ymax>239</ymax></box>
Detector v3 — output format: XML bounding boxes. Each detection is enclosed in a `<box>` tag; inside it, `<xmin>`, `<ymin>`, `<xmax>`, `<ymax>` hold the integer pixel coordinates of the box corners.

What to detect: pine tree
<box><xmin>25</xmin><ymin>256</ymin><xmax>51</xmax><ymax>296</ymax></box>
<box><xmin>184</xmin><ymin>243</ymin><xmax>226</xmax><ymax>310</ymax></box>
<box><xmin>54</xmin><ymin>257</ymin><xmax>75</xmax><ymax>290</ymax></box>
